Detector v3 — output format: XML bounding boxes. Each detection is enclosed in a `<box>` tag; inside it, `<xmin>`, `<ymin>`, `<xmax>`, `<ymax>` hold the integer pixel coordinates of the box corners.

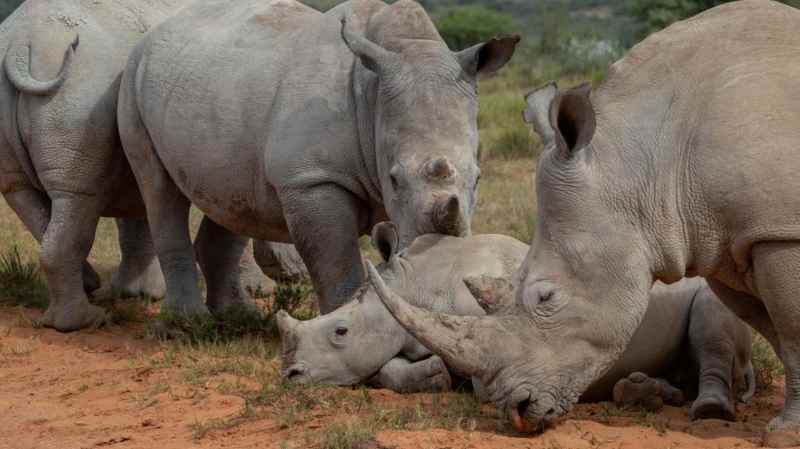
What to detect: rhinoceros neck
<box><xmin>591</xmin><ymin>79</ymin><xmax>696</xmax><ymax>282</ymax></box>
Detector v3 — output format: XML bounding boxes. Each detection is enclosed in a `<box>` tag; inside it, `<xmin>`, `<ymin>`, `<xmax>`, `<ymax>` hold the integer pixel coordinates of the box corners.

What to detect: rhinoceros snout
<box><xmin>432</xmin><ymin>193</ymin><xmax>467</xmax><ymax>236</ymax></box>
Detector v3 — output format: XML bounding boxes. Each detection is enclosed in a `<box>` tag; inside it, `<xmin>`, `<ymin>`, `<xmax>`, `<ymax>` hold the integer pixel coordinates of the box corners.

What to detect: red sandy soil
<box><xmin>0</xmin><ymin>306</ymin><xmax>795</xmax><ymax>449</ymax></box>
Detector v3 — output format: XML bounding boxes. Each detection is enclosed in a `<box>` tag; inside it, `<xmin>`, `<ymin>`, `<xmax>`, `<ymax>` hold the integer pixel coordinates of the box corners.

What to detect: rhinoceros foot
<box><xmin>38</xmin><ymin>299</ymin><xmax>108</xmax><ymax>332</ymax></box>
<box><xmin>763</xmin><ymin>416</ymin><xmax>800</xmax><ymax>448</ymax></box>
<box><xmin>690</xmin><ymin>392</ymin><xmax>735</xmax><ymax>421</ymax></box>
<box><xmin>112</xmin><ymin>257</ymin><xmax>166</xmax><ymax>300</ymax></box>
<box><xmin>613</xmin><ymin>372</ymin><xmax>683</xmax><ymax>412</ymax></box>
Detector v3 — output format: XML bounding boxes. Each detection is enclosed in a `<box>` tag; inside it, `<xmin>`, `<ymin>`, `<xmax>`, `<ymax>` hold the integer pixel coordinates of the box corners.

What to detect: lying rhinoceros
<box><xmin>0</xmin><ymin>0</ymin><xmax>274</xmax><ymax>331</ymax></box>
<box><xmin>368</xmin><ymin>1</ymin><xmax>799</xmax><ymax>442</ymax></box>
<box><xmin>116</xmin><ymin>0</ymin><xmax>518</xmax><ymax>315</ymax></box>
<box><xmin>280</xmin><ymin>223</ymin><xmax>753</xmax><ymax>420</ymax></box>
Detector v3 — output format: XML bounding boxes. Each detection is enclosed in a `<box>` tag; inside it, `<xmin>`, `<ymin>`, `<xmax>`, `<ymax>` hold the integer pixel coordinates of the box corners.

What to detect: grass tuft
<box><xmin>0</xmin><ymin>246</ymin><xmax>48</xmax><ymax>309</ymax></box>
<box><xmin>321</xmin><ymin>420</ymin><xmax>376</xmax><ymax>449</ymax></box>
<box><xmin>751</xmin><ymin>332</ymin><xmax>784</xmax><ymax>390</ymax></box>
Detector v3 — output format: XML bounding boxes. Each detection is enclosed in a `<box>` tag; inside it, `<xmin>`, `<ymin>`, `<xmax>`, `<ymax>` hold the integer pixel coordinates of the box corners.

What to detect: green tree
<box><xmin>0</xmin><ymin>0</ymin><xmax>23</xmax><ymax>22</ymax></box>
<box><xmin>433</xmin><ymin>6</ymin><xmax>517</xmax><ymax>51</ymax></box>
<box><xmin>630</xmin><ymin>0</ymin><xmax>800</xmax><ymax>36</ymax></box>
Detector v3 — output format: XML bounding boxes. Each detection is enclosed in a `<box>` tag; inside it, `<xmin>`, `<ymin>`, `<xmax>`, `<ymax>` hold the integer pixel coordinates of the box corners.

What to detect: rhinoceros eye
<box><xmin>335</xmin><ymin>326</ymin><xmax>348</xmax><ymax>337</ymax></box>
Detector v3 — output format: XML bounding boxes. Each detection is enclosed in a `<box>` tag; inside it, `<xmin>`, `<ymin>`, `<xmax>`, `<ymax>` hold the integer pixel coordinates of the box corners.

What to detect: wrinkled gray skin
<box><xmin>369</xmin><ymin>0</ymin><xmax>800</xmax><ymax>440</ymax></box>
<box><xmin>117</xmin><ymin>0</ymin><xmax>519</xmax><ymax>315</ymax></box>
<box><xmin>0</xmin><ymin>0</ymin><xmax>273</xmax><ymax>332</ymax></box>
<box><xmin>290</xmin><ymin>223</ymin><xmax>753</xmax><ymax>420</ymax></box>
<box><xmin>0</xmin><ymin>0</ymin><xmax>187</xmax><ymax>331</ymax></box>
<box><xmin>254</xmin><ymin>241</ymin><xmax>308</xmax><ymax>283</ymax></box>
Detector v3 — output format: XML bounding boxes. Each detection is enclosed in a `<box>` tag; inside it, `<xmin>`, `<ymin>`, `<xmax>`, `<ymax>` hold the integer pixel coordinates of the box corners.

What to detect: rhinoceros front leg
<box><xmin>687</xmin><ymin>287</ymin><xmax>751</xmax><ymax>422</ymax></box>
<box><xmin>283</xmin><ymin>186</ymin><xmax>365</xmax><ymax>314</ymax></box>
<box><xmin>367</xmin><ymin>356</ymin><xmax>452</xmax><ymax>393</ymax></box>
<box><xmin>112</xmin><ymin>217</ymin><xmax>165</xmax><ymax>299</ymax></box>
<box><xmin>3</xmin><ymin>188</ymin><xmax>101</xmax><ymax>293</ymax></box>
<box><xmin>752</xmin><ymin>242</ymin><xmax>800</xmax><ymax>447</ymax></box>
<box><xmin>194</xmin><ymin>217</ymin><xmax>258</xmax><ymax>314</ymax></box>
<box><xmin>36</xmin><ymin>193</ymin><xmax>107</xmax><ymax>331</ymax></box>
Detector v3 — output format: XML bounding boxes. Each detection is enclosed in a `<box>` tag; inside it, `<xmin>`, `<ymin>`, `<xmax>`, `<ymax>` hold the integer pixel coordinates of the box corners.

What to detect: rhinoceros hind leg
<box><xmin>3</xmin><ymin>188</ymin><xmax>101</xmax><ymax>294</ymax></box>
<box><xmin>118</xmin><ymin>81</ymin><xmax>207</xmax><ymax>319</ymax></box>
<box><xmin>613</xmin><ymin>372</ymin><xmax>683</xmax><ymax>411</ymax></box>
<box><xmin>368</xmin><ymin>355</ymin><xmax>452</xmax><ymax>393</ymax></box>
<box><xmin>752</xmin><ymin>242</ymin><xmax>800</xmax><ymax>447</ymax></box>
<box><xmin>239</xmin><ymin>241</ymin><xmax>276</xmax><ymax>297</ymax></box>
<box><xmin>36</xmin><ymin>194</ymin><xmax>108</xmax><ymax>332</ymax></box>
<box><xmin>195</xmin><ymin>217</ymin><xmax>258</xmax><ymax>315</ymax></box>
<box><xmin>112</xmin><ymin>217</ymin><xmax>165</xmax><ymax>299</ymax></box>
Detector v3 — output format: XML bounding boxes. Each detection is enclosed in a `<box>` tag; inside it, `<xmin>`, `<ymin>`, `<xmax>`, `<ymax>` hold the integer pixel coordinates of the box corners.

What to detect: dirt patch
<box><xmin>0</xmin><ymin>306</ymin><xmax>792</xmax><ymax>449</ymax></box>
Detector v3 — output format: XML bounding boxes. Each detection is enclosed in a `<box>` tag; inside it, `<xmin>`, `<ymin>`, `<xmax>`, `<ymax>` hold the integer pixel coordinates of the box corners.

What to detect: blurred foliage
<box><xmin>433</xmin><ymin>6</ymin><xmax>517</xmax><ymax>50</ymax></box>
<box><xmin>628</xmin><ymin>0</ymin><xmax>800</xmax><ymax>37</ymax></box>
<box><xmin>0</xmin><ymin>0</ymin><xmax>21</xmax><ymax>21</ymax></box>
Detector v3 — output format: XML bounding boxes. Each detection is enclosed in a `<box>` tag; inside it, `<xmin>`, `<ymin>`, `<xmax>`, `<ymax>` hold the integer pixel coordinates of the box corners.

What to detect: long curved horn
<box><xmin>365</xmin><ymin>261</ymin><xmax>487</xmax><ymax>375</ymax></box>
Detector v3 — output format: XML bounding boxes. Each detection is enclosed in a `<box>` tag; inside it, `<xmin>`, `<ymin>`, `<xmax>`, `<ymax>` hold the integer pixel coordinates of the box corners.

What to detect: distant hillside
<box><xmin>300</xmin><ymin>0</ymin><xmax>641</xmax><ymax>47</ymax></box>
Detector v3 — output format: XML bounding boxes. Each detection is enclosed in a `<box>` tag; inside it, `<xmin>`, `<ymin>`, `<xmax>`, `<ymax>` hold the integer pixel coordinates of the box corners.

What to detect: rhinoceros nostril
<box><xmin>286</xmin><ymin>367</ymin><xmax>304</xmax><ymax>380</ymax></box>
<box><xmin>517</xmin><ymin>397</ymin><xmax>531</xmax><ymax>418</ymax></box>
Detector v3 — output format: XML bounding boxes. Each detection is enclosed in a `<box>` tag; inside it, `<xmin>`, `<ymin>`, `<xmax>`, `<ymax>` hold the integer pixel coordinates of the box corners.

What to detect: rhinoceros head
<box><xmin>278</xmin><ymin>223</ymin><xmax>411</xmax><ymax>385</ymax></box>
<box><xmin>341</xmin><ymin>1</ymin><xmax>519</xmax><ymax>246</ymax></box>
<box><xmin>365</xmin><ymin>83</ymin><xmax>654</xmax><ymax>433</ymax></box>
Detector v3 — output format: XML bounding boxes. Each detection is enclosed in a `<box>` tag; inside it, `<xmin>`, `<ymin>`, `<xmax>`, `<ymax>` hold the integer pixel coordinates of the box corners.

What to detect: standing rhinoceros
<box><xmin>280</xmin><ymin>222</ymin><xmax>753</xmax><ymax>420</ymax></box>
<box><xmin>117</xmin><ymin>0</ymin><xmax>519</xmax><ymax>316</ymax></box>
<box><xmin>0</xmin><ymin>0</ymin><xmax>275</xmax><ymax>332</ymax></box>
<box><xmin>366</xmin><ymin>0</ymin><xmax>800</xmax><ymax>443</ymax></box>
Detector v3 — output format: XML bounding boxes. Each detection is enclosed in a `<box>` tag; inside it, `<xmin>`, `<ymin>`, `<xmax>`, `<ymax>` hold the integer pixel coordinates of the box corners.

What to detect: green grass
<box><xmin>752</xmin><ymin>333</ymin><xmax>784</xmax><ymax>390</ymax></box>
<box><xmin>0</xmin><ymin>246</ymin><xmax>48</xmax><ymax>309</ymax></box>
<box><xmin>320</xmin><ymin>420</ymin><xmax>376</xmax><ymax>449</ymax></box>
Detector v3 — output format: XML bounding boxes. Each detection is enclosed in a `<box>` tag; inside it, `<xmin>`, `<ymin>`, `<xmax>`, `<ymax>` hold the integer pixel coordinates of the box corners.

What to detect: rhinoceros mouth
<box><xmin>503</xmin><ymin>382</ymin><xmax>577</xmax><ymax>433</ymax></box>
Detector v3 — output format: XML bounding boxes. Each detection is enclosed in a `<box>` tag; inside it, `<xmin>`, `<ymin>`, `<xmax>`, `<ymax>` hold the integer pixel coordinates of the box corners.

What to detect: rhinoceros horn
<box><xmin>365</xmin><ymin>261</ymin><xmax>488</xmax><ymax>375</ymax></box>
<box><xmin>433</xmin><ymin>194</ymin><xmax>465</xmax><ymax>236</ymax></box>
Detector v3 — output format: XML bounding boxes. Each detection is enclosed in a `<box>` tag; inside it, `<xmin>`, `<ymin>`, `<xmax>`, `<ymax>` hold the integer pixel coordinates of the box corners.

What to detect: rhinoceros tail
<box><xmin>4</xmin><ymin>34</ymin><xmax>79</xmax><ymax>96</ymax></box>
<box><xmin>739</xmin><ymin>360</ymin><xmax>756</xmax><ymax>403</ymax></box>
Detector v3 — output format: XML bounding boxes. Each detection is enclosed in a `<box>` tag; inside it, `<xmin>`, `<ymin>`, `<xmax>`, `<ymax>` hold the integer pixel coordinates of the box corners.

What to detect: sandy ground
<box><xmin>0</xmin><ymin>306</ymin><xmax>794</xmax><ymax>449</ymax></box>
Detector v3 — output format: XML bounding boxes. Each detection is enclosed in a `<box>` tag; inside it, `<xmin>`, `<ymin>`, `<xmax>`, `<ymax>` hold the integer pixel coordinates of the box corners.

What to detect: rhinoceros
<box><xmin>367</xmin><ymin>0</ymin><xmax>800</xmax><ymax>441</ymax></box>
<box><xmin>0</xmin><ymin>0</ymin><xmax>276</xmax><ymax>331</ymax></box>
<box><xmin>116</xmin><ymin>0</ymin><xmax>519</xmax><ymax>315</ymax></box>
<box><xmin>280</xmin><ymin>223</ymin><xmax>753</xmax><ymax>419</ymax></box>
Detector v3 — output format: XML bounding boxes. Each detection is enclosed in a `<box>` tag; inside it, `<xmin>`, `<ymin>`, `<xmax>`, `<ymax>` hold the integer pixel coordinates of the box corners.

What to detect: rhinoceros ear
<box><xmin>456</xmin><ymin>35</ymin><xmax>521</xmax><ymax>79</ymax></box>
<box><xmin>340</xmin><ymin>18</ymin><xmax>398</xmax><ymax>77</ymax></box>
<box><xmin>371</xmin><ymin>221</ymin><xmax>400</xmax><ymax>263</ymax></box>
<box><xmin>549</xmin><ymin>83</ymin><xmax>596</xmax><ymax>157</ymax></box>
<box><xmin>463</xmin><ymin>275</ymin><xmax>515</xmax><ymax>315</ymax></box>
<box><xmin>523</xmin><ymin>82</ymin><xmax>558</xmax><ymax>147</ymax></box>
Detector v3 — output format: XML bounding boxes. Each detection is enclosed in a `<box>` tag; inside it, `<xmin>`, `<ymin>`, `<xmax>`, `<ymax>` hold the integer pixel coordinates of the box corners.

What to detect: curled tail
<box><xmin>739</xmin><ymin>360</ymin><xmax>756</xmax><ymax>403</ymax></box>
<box><xmin>4</xmin><ymin>34</ymin><xmax>79</xmax><ymax>96</ymax></box>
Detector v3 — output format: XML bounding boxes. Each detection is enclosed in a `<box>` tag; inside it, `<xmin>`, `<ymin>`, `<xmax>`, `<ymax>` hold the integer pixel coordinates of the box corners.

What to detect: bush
<box><xmin>434</xmin><ymin>6</ymin><xmax>518</xmax><ymax>51</ymax></box>
<box><xmin>629</xmin><ymin>0</ymin><xmax>800</xmax><ymax>37</ymax></box>
<box><xmin>0</xmin><ymin>247</ymin><xmax>48</xmax><ymax>309</ymax></box>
